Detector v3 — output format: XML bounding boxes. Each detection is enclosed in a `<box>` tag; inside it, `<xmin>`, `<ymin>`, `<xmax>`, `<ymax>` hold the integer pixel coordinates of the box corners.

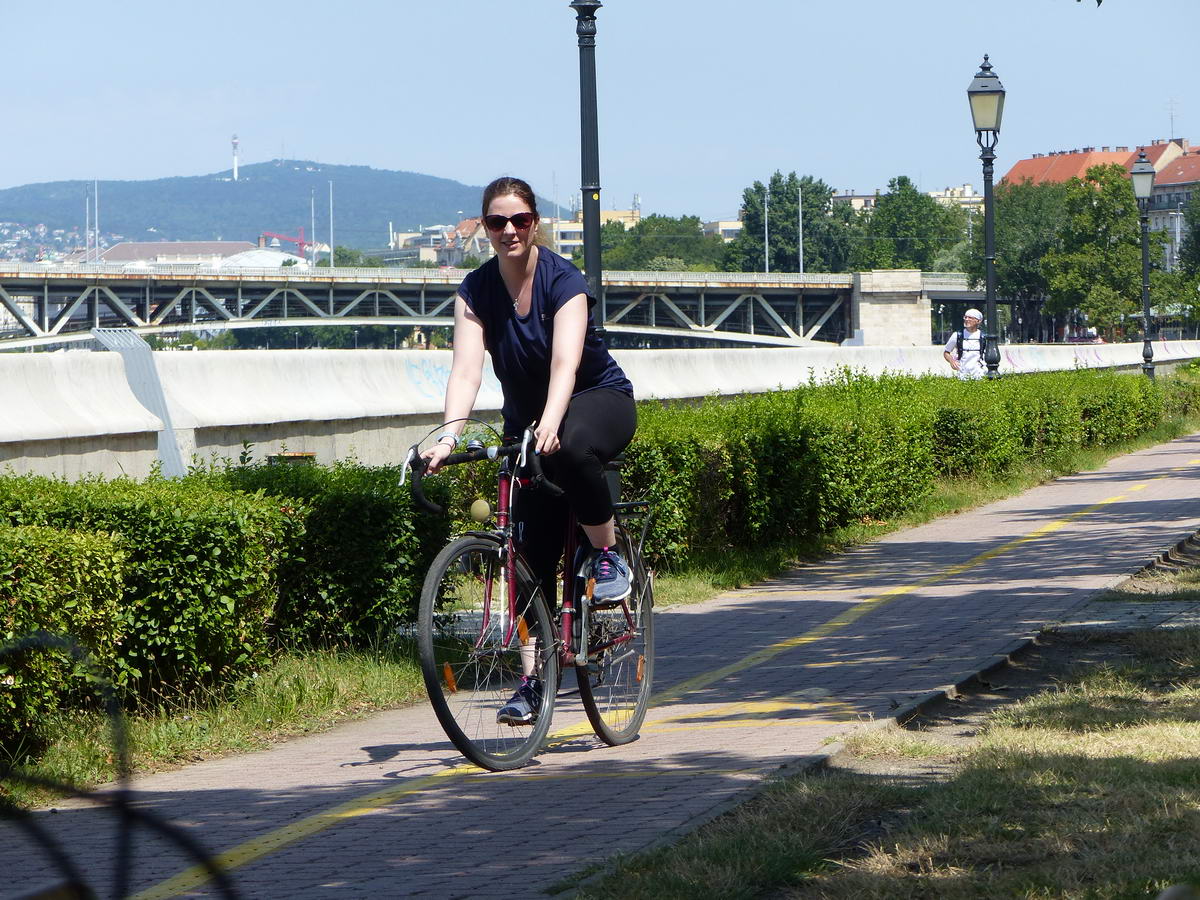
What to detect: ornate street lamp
<box><xmin>570</xmin><ymin>1</ymin><xmax>604</xmax><ymax>316</ymax></box>
<box><xmin>1131</xmin><ymin>149</ymin><xmax>1156</xmax><ymax>378</ymax></box>
<box><xmin>967</xmin><ymin>55</ymin><xmax>1006</xmax><ymax>379</ymax></box>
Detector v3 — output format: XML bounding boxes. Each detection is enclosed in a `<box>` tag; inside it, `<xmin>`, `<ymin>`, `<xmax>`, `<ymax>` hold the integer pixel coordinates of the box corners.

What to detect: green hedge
<box><xmin>0</xmin><ymin>525</ymin><xmax>125</xmax><ymax>746</ymax></box>
<box><xmin>0</xmin><ymin>477</ymin><xmax>298</xmax><ymax>697</ymax></box>
<box><xmin>622</xmin><ymin>369</ymin><xmax>1195</xmax><ymax>566</ymax></box>
<box><xmin>197</xmin><ymin>462</ymin><xmax>451</xmax><ymax>647</ymax></box>
<box><xmin>0</xmin><ymin>366</ymin><xmax>1193</xmax><ymax>748</ymax></box>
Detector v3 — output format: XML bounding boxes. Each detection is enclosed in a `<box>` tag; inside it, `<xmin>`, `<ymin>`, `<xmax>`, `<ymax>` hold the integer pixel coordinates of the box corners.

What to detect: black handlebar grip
<box><xmin>408</xmin><ymin>456</ymin><xmax>446</xmax><ymax>516</ymax></box>
<box><xmin>525</xmin><ymin>450</ymin><xmax>565</xmax><ymax>498</ymax></box>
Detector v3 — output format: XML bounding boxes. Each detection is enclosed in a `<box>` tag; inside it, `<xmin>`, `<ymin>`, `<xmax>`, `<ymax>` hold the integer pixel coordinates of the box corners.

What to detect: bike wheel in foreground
<box><xmin>418</xmin><ymin>535</ymin><xmax>559</xmax><ymax>771</ymax></box>
<box><xmin>577</xmin><ymin>526</ymin><xmax>654</xmax><ymax>745</ymax></box>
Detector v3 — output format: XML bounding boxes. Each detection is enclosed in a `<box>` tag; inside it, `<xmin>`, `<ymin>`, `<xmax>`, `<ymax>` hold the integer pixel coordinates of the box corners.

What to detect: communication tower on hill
<box><xmin>232</xmin><ymin>134</ymin><xmax>240</xmax><ymax>182</ymax></box>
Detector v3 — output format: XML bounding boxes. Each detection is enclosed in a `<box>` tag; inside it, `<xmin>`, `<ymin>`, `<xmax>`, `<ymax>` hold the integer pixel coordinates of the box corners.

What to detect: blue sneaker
<box><xmin>496</xmin><ymin>676</ymin><xmax>542</xmax><ymax>726</ymax></box>
<box><xmin>590</xmin><ymin>547</ymin><xmax>631</xmax><ymax>603</ymax></box>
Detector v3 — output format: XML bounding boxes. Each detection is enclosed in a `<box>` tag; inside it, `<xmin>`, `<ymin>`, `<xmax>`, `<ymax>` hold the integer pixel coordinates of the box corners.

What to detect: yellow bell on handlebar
<box><xmin>469</xmin><ymin>498</ymin><xmax>492</xmax><ymax>523</ymax></box>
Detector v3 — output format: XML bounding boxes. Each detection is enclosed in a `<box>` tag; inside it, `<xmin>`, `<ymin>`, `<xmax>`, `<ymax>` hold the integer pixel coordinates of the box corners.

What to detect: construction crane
<box><xmin>260</xmin><ymin>227</ymin><xmax>311</xmax><ymax>261</ymax></box>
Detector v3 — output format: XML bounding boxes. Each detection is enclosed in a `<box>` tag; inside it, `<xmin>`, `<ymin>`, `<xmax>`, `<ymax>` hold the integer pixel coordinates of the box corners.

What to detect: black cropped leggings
<box><xmin>506</xmin><ymin>387</ymin><xmax>637</xmax><ymax>599</ymax></box>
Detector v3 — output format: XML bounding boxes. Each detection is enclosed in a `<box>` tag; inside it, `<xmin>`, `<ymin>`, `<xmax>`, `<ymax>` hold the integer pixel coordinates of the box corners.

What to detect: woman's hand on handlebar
<box><xmin>421</xmin><ymin>441</ymin><xmax>454</xmax><ymax>474</ymax></box>
<box><xmin>533</xmin><ymin>420</ymin><xmax>561</xmax><ymax>456</ymax></box>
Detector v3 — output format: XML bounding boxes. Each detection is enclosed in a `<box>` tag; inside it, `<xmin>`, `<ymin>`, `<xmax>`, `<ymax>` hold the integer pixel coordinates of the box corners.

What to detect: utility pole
<box><xmin>764</xmin><ymin>183</ymin><xmax>770</xmax><ymax>273</ymax></box>
<box><xmin>797</xmin><ymin>183</ymin><xmax>804</xmax><ymax>274</ymax></box>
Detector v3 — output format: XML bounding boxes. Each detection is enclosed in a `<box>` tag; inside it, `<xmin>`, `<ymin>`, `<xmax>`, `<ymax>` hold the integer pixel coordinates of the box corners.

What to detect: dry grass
<box><xmin>567</xmin><ymin>624</ymin><xmax>1200</xmax><ymax>899</ymax></box>
<box><xmin>839</xmin><ymin>728</ymin><xmax>956</xmax><ymax>761</ymax></box>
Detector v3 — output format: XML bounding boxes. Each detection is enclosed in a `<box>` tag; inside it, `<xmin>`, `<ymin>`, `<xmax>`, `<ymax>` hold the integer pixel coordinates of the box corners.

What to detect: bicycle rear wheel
<box><xmin>577</xmin><ymin>525</ymin><xmax>654</xmax><ymax>745</ymax></box>
<box><xmin>418</xmin><ymin>535</ymin><xmax>559</xmax><ymax>771</ymax></box>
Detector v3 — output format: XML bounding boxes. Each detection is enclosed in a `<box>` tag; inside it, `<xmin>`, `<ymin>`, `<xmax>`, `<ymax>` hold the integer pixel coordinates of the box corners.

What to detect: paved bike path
<box><xmin>8</xmin><ymin>433</ymin><xmax>1200</xmax><ymax>899</ymax></box>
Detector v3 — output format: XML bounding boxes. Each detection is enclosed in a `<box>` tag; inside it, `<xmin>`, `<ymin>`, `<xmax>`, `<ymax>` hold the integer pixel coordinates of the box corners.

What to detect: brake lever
<box><xmin>399</xmin><ymin>445</ymin><xmax>418</xmax><ymax>486</ymax></box>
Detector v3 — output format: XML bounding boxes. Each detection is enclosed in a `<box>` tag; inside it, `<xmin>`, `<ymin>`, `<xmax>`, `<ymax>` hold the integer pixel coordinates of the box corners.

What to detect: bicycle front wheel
<box><xmin>577</xmin><ymin>526</ymin><xmax>655</xmax><ymax>745</ymax></box>
<box><xmin>418</xmin><ymin>535</ymin><xmax>559</xmax><ymax>771</ymax></box>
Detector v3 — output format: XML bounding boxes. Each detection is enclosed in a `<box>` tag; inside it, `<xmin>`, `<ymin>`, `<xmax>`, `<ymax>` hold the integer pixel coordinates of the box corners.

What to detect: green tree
<box><xmin>1179</xmin><ymin>191</ymin><xmax>1200</xmax><ymax>276</ymax></box>
<box><xmin>577</xmin><ymin>215</ymin><xmax>725</xmax><ymax>271</ymax></box>
<box><xmin>317</xmin><ymin>246</ymin><xmax>385</xmax><ymax>267</ymax></box>
<box><xmin>645</xmin><ymin>256</ymin><xmax>685</xmax><ymax>271</ymax></box>
<box><xmin>964</xmin><ymin>179</ymin><xmax>1070</xmax><ymax>340</ymax></box>
<box><xmin>849</xmin><ymin>175</ymin><xmax>965</xmax><ymax>271</ymax></box>
<box><xmin>196</xmin><ymin>330</ymin><xmax>239</xmax><ymax>350</ymax></box>
<box><xmin>1041</xmin><ymin>164</ymin><xmax>1164</xmax><ymax>335</ymax></box>
<box><xmin>1152</xmin><ymin>267</ymin><xmax>1200</xmax><ymax>333</ymax></box>
<box><xmin>724</xmin><ymin>172</ymin><xmax>858</xmax><ymax>273</ymax></box>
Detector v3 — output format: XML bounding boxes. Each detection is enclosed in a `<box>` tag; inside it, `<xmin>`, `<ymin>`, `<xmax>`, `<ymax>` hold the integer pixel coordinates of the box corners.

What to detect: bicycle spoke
<box><xmin>577</xmin><ymin>526</ymin><xmax>654</xmax><ymax>745</ymax></box>
<box><xmin>418</xmin><ymin>537</ymin><xmax>558</xmax><ymax>770</ymax></box>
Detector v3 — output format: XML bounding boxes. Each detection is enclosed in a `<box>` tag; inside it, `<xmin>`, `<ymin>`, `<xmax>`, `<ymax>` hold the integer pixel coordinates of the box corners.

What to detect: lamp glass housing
<box><xmin>969</xmin><ymin>90</ymin><xmax>1005</xmax><ymax>133</ymax></box>
<box><xmin>1130</xmin><ymin>153</ymin><xmax>1156</xmax><ymax>201</ymax></box>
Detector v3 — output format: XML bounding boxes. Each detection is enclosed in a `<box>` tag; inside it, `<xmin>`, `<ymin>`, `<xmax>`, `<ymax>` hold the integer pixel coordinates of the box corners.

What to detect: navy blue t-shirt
<box><xmin>458</xmin><ymin>248</ymin><xmax>633</xmax><ymax>429</ymax></box>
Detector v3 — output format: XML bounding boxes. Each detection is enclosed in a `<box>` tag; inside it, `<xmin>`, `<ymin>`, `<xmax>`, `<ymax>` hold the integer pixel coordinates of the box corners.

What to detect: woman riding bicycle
<box><xmin>421</xmin><ymin>176</ymin><xmax>637</xmax><ymax>726</ymax></box>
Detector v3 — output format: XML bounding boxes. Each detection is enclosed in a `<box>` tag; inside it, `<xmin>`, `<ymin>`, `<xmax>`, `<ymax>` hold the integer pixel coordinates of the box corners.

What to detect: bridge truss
<box><xmin>0</xmin><ymin>265</ymin><xmax>857</xmax><ymax>350</ymax></box>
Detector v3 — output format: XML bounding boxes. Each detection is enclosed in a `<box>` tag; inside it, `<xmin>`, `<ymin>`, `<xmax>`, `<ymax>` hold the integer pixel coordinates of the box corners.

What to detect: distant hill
<box><xmin>0</xmin><ymin>161</ymin><xmax>544</xmax><ymax>249</ymax></box>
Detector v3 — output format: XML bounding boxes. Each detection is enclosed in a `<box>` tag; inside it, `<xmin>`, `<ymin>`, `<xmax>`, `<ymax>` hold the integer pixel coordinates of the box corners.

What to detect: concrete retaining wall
<box><xmin>3</xmin><ymin>341</ymin><xmax>1198</xmax><ymax>479</ymax></box>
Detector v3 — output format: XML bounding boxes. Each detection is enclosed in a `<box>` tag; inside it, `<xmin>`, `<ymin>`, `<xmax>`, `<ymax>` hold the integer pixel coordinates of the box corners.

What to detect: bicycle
<box><xmin>403</xmin><ymin>425</ymin><xmax>654</xmax><ymax>771</ymax></box>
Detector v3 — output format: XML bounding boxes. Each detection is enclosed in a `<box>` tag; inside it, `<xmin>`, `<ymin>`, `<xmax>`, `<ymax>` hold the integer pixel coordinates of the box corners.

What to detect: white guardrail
<box><xmin>2</xmin><ymin>341</ymin><xmax>1197</xmax><ymax>479</ymax></box>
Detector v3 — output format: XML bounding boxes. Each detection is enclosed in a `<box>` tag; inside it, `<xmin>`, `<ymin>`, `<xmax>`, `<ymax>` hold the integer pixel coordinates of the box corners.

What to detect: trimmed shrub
<box><xmin>0</xmin><ymin>526</ymin><xmax>125</xmax><ymax>747</ymax></box>
<box><xmin>0</xmin><ymin>477</ymin><xmax>298</xmax><ymax>696</ymax></box>
<box><xmin>203</xmin><ymin>462</ymin><xmax>451</xmax><ymax>647</ymax></box>
<box><xmin>620</xmin><ymin>369</ymin><xmax>1196</xmax><ymax>570</ymax></box>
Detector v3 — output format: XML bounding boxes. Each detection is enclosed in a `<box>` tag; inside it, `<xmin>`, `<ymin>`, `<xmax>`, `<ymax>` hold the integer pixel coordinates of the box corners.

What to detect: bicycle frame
<box><xmin>482</xmin><ymin>452</ymin><xmax>648</xmax><ymax>670</ymax></box>
<box><xmin>409</xmin><ymin>426</ymin><xmax>655</xmax><ymax>766</ymax></box>
<box><xmin>493</xmin><ymin>456</ymin><xmax>588</xmax><ymax>668</ymax></box>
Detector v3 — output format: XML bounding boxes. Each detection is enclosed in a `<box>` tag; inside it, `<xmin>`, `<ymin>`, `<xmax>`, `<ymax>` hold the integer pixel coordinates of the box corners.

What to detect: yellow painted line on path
<box><xmin>136</xmin><ymin>471</ymin><xmax>1180</xmax><ymax>898</ymax></box>
<box><xmin>642</xmin><ymin>692</ymin><xmax>860</xmax><ymax>735</ymax></box>
<box><xmin>649</xmin><ymin>488</ymin><xmax>1136</xmax><ymax>706</ymax></box>
<box><xmin>131</xmin><ymin>765</ymin><xmax>477</xmax><ymax>900</ymax></box>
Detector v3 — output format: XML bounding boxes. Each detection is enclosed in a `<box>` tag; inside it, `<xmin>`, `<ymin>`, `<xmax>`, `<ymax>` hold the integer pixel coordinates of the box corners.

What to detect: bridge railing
<box><xmin>921</xmin><ymin>272</ymin><xmax>976</xmax><ymax>289</ymax></box>
<box><xmin>0</xmin><ymin>263</ymin><xmax>858</xmax><ymax>288</ymax></box>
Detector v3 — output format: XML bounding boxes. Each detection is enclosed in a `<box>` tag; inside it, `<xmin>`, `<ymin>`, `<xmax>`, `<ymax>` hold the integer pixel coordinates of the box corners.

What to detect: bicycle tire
<box><xmin>418</xmin><ymin>535</ymin><xmax>559</xmax><ymax>771</ymax></box>
<box><xmin>577</xmin><ymin>525</ymin><xmax>654</xmax><ymax>745</ymax></box>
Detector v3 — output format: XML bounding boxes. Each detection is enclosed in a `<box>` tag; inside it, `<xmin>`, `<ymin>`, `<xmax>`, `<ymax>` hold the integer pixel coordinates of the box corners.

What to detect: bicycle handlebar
<box><xmin>403</xmin><ymin>429</ymin><xmax>563</xmax><ymax>516</ymax></box>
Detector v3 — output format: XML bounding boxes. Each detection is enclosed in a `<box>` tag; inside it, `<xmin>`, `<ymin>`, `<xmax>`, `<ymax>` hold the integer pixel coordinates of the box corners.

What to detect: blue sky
<box><xmin>4</xmin><ymin>0</ymin><xmax>1194</xmax><ymax>221</ymax></box>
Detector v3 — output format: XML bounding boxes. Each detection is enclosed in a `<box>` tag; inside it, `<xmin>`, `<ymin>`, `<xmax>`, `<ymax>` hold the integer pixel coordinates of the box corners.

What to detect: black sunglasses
<box><xmin>484</xmin><ymin>212</ymin><xmax>536</xmax><ymax>232</ymax></box>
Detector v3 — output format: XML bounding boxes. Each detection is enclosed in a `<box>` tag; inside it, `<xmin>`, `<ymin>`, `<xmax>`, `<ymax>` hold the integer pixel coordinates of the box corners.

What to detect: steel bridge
<box><xmin>0</xmin><ymin>264</ymin><xmax>864</xmax><ymax>350</ymax></box>
<box><xmin>0</xmin><ymin>265</ymin><xmax>979</xmax><ymax>350</ymax></box>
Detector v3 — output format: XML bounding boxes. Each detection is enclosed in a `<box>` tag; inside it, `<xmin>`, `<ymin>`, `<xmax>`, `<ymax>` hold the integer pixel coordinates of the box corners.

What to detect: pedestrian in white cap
<box><xmin>943</xmin><ymin>308</ymin><xmax>986</xmax><ymax>380</ymax></box>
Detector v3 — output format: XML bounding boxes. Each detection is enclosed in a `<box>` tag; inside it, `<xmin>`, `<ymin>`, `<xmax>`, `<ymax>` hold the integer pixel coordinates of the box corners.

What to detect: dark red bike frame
<box><xmin>406</xmin><ymin>432</ymin><xmax>643</xmax><ymax>669</ymax></box>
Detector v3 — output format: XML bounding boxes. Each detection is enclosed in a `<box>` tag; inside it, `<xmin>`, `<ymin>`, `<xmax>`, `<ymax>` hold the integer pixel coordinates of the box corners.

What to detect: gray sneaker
<box><xmin>496</xmin><ymin>676</ymin><xmax>542</xmax><ymax>726</ymax></box>
<box><xmin>590</xmin><ymin>547</ymin><xmax>631</xmax><ymax>603</ymax></box>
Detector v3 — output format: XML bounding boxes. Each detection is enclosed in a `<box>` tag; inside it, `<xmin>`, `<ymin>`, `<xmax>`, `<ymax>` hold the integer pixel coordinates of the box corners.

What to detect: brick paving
<box><xmin>6</xmin><ymin>432</ymin><xmax>1200</xmax><ymax>899</ymax></box>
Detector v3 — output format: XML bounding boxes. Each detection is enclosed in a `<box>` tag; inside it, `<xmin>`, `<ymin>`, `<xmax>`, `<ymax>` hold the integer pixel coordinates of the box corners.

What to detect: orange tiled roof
<box><xmin>1003</xmin><ymin>138</ymin><xmax>1193</xmax><ymax>186</ymax></box>
<box><xmin>1139</xmin><ymin>142</ymin><xmax>1178</xmax><ymax>166</ymax></box>
<box><xmin>1002</xmin><ymin>150</ymin><xmax>1133</xmax><ymax>185</ymax></box>
<box><xmin>1155</xmin><ymin>153</ymin><xmax>1200</xmax><ymax>187</ymax></box>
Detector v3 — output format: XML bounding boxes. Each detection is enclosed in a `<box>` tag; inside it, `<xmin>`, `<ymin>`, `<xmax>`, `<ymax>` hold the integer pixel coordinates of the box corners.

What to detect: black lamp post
<box><xmin>1131</xmin><ymin>149</ymin><xmax>1156</xmax><ymax>379</ymax></box>
<box><xmin>570</xmin><ymin>1</ymin><xmax>604</xmax><ymax>317</ymax></box>
<box><xmin>967</xmin><ymin>55</ymin><xmax>1006</xmax><ymax>379</ymax></box>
